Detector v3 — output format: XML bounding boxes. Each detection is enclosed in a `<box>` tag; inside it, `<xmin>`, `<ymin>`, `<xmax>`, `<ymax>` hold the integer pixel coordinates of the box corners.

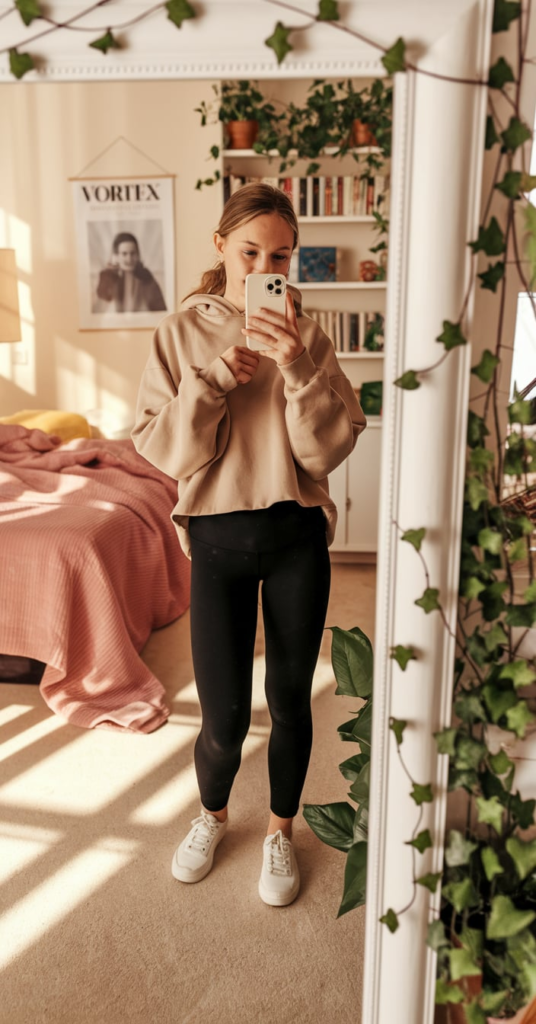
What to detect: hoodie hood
<box><xmin>180</xmin><ymin>284</ymin><xmax>303</xmax><ymax>318</ymax></box>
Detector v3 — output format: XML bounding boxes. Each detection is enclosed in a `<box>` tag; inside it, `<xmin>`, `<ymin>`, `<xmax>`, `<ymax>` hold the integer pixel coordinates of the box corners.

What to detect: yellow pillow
<box><xmin>0</xmin><ymin>409</ymin><xmax>91</xmax><ymax>443</ymax></box>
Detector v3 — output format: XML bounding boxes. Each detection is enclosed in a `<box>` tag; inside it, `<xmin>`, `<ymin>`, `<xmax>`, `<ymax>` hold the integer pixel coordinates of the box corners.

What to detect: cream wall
<box><xmin>0</xmin><ymin>79</ymin><xmax>221</xmax><ymax>428</ymax></box>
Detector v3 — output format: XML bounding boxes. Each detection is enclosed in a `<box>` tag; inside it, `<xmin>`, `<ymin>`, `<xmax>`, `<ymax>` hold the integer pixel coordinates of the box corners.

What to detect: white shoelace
<box><xmin>187</xmin><ymin>813</ymin><xmax>221</xmax><ymax>854</ymax></box>
<box><xmin>266</xmin><ymin>832</ymin><xmax>292</xmax><ymax>876</ymax></box>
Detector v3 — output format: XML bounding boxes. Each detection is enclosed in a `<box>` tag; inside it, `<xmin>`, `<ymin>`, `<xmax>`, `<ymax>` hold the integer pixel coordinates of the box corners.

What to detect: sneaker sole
<box><xmin>171</xmin><ymin>852</ymin><xmax>216</xmax><ymax>883</ymax></box>
<box><xmin>258</xmin><ymin>879</ymin><xmax>300</xmax><ymax>907</ymax></box>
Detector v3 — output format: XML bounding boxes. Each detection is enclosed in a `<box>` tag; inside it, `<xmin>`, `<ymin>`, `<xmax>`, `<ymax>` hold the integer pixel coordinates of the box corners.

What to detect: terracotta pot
<box><xmin>352</xmin><ymin>118</ymin><xmax>377</xmax><ymax>147</ymax></box>
<box><xmin>225</xmin><ymin>119</ymin><xmax>259</xmax><ymax>149</ymax></box>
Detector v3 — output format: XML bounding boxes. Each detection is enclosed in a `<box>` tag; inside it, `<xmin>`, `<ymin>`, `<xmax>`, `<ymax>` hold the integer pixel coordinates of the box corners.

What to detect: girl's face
<box><xmin>115</xmin><ymin>241</ymin><xmax>139</xmax><ymax>273</ymax></box>
<box><xmin>214</xmin><ymin>213</ymin><xmax>294</xmax><ymax>310</ymax></box>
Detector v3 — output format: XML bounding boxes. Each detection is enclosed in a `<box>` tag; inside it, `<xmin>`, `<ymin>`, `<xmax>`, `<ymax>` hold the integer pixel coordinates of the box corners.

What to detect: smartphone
<box><xmin>245</xmin><ymin>273</ymin><xmax>287</xmax><ymax>351</ymax></box>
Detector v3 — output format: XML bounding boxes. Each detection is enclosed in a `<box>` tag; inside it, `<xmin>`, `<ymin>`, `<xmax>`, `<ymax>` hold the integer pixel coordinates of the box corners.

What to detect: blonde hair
<box><xmin>185</xmin><ymin>182</ymin><xmax>299</xmax><ymax>299</ymax></box>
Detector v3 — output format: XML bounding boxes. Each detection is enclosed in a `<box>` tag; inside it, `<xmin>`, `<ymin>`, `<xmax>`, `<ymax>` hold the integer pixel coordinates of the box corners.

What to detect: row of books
<box><xmin>307</xmin><ymin>309</ymin><xmax>385</xmax><ymax>353</ymax></box>
<box><xmin>223</xmin><ymin>174</ymin><xmax>388</xmax><ymax>217</ymax></box>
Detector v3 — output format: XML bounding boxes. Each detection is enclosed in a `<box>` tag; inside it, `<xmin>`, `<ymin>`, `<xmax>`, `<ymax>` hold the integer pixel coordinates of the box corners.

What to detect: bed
<box><xmin>0</xmin><ymin>414</ymin><xmax>191</xmax><ymax>733</ymax></box>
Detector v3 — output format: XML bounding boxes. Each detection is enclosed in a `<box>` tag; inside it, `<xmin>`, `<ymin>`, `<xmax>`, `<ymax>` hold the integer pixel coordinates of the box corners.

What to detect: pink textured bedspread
<box><xmin>0</xmin><ymin>425</ymin><xmax>190</xmax><ymax>733</ymax></box>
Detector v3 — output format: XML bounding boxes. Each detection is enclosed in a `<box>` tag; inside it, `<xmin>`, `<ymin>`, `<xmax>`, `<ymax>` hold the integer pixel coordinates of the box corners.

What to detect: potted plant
<box><xmin>195</xmin><ymin>79</ymin><xmax>284</xmax><ymax>151</ymax></box>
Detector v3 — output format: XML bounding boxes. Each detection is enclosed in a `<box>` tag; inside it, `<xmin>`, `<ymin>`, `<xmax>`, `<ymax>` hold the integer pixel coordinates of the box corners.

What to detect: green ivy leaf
<box><xmin>525</xmin><ymin>581</ymin><xmax>536</xmax><ymax>602</ymax></box>
<box><xmin>471</xmin><ymin>348</ymin><xmax>501</xmax><ymax>382</ymax></box>
<box><xmin>481</xmin><ymin>991</ymin><xmax>510</xmax><ymax>1016</ymax></box>
<box><xmin>329</xmin><ymin>625</ymin><xmax>373</xmax><ymax>699</ymax></box>
<box><xmin>488</xmin><ymin>750</ymin><xmax>514</xmax><ymax>775</ymax></box>
<box><xmin>165</xmin><ymin>0</ymin><xmax>196</xmax><ymax>28</ymax></box>
<box><xmin>9</xmin><ymin>49</ymin><xmax>35</xmax><ymax>79</ymax></box>
<box><xmin>476</xmin><ymin>795</ymin><xmax>504</xmax><ymax>833</ymax></box>
<box><xmin>416</xmin><ymin>871</ymin><xmax>442</xmax><ymax>893</ymax></box>
<box><xmin>390</xmin><ymin>644</ymin><xmax>417</xmax><ymax>670</ymax></box>
<box><xmin>466</xmin><ymin>477</ymin><xmax>490</xmax><ymax>512</ymax></box>
<box><xmin>455</xmin><ymin>737</ymin><xmax>487</xmax><ymax>772</ymax></box>
<box><xmin>488</xmin><ymin>56</ymin><xmax>516</xmax><ymax>88</ymax></box>
<box><xmin>509</xmin><ymin>397</ymin><xmax>533</xmax><ymax>424</ymax></box>
<box><xmin>442</xmin><ymin>877</ymin><xmax>479</xmax><ymax>914</ymax></box>
<box><xmin>506</xmin><ymin>700</ymin><xmax>536</xmax><ymax>738</ymax></box>
<box><xmin>445</xmin><ymin>829</ymin><xmax>478</xmax><ymax>867</ymax></box>
<box><xmin>492</xmin><ymin>0</ymin><xmax>522</xmax><ymax>33</ymax></box>
<box><xmin>485</xmin><ymin>115</ymin><xmax>500</xmax><ymax>149</ymax></box>
<box><xmin>477</xmin><ymin>261</ymin><xmax>505</xmax><ymax>292</ymax></box>
<box><xmin>524</xmin><ymin>203</ymin><xmax>536</xmax><ymax>288</ymax></box>
<box><xmin>481</xmin><ymin>847</ymin><xmax>504</xmax><ymax>881</ymax></box>
<box><xmin>447</xmin><ymin>947</ymin><xmax>482</xmax><ymax>982</ymax></box>
<box><xmin>306</xmin><ymin>162</ymin><xmax>321</xmax><ymax>176</ymax></box>
<box><xmin>427</xmin><ymin>919</ymin><xmax>449</xmax><ymax>951</ymax></box>
<box><xmin>509</xmin><ymin>793</ymin><xmax>536</xmax><ymax>829</ymax></box>
<box><xmin>379</xmin><ymin>907</ymin><xmax>399</xmax><ymax>933</ymax></box>
<box><xmin>316</xmin><ymin>0</ymin><xmax>340</xmax><ymax>20</ymax></box>
<box><xmin>302</xmin><ymin>801</ymin><xmax>355</xmax><ymax>851</ymax></box>
<box><xmin>467</xmin><ymin>411</ymin><xmax>490</xmax><ymax>448</ymax></box>
<box><xmin>507</xmin><ymin>537</ymin><xmax>527</xmax><ymax>563</ymax></box>
<box><xmin>469</xmin><ymin>217</ymin><xmax>506</xmax><ymax>256</ymax></box>
<box><xmin>500</xmin><ymin>660</ymin><xmax>536</xmax><ymax>690</ymax></box>
<box><xmin>469</xmin><ymin>446</ymin><xmax>495</xmax><ymax>475</ymax></box>
<box><xmin>14</xmin><ymin>0</ymin><xmax>42</xmax><ymax>26</ymax></box>
<box><xmin>495</xmin><ymin>170</ymin><xmax>523</xmax><ymax>198</ymax></box>
<box><xmin>265</xmin><ymin>21</ymin><xmax>293</xmax><ymax>64</ymax></box>
<box><xmin>436</xmin><ymin>320</ymin><xmax>467</xmax><ymax>352</ymax></box>
<box><xmin>487</xmin><ymin>895</ymin><xmax>536</xmax><ymax>939</ymax></box>
<box><xmin>434</xmin><ymin>727</ymin><xmax>458</xmax><ymax>756</ymax></box>
<box><xmin>394</xmin><ymin>369</ymin><xmax>420</xmax><ymax>390</ymax></box>
<box><xmin>455</xmin><ymin>691</ymin><xmax>487</xmax><ymax>724</ymax></box>
<box><xmin>381</xmin><ymin>37</ymin><xmax>406</xmax><ymax>75</ymax></box>
<box><xmin>401</xmin><ymin>527</ymin><xmax>426</xmax><ymax>551</ymax></box>
<box><xmin>209</xmin><ymin>145</ymin><xmax>220</xmax><ymax>159</ymax></box>
<box><xmin>505</xmin><ymin>603</ymin><xmax>536</xmax><ymax>627</ymax></box>
<box><xmin>435</xmin><ymin>978</ymin><xmax>465</xmax><ymax>1004</ymax></box>
<box><xmin>89</xmin><ymin>30</ymin><xmax>121</xmax><ymax>54</ymax></box>
<box><xmin>505</xmin><ymin>837</ymin><xmax>536</xmax><ymax>881</ymax></box>
<box><xmin>463</xmin><ymin>576</ymin><xmax>486</xmax><ymax>600</ymax></box>
<box><xmin>405</xmin><ymin>829</ymin><xmax>433</xmax><ymax>854</ymax></box>
<box><xmin>463</xmin><ymin>1001</ymin><xmax>487</xmax><ymax>1024</ymax></box>
<box><xmin>411</xmin><ymin>782</ymin><xmax>433</xmax><ymax>806</ymax></box>
<box><xmin>500</xmin><ymin>117</ymin><xmax>533</xmax><ymax>153</ymax></box>
<box><xmin>482</xmin><ymin>683</ymin><xmax>517</xmax><ymax>724</ymax></box>
<box><xmin>337</xmin><ymin>840</ymin><xmax>368</xmax><ymax>917</ymax></box>
<box><xmin>389</xmin><ymin>717</ymin><xmax>407</xmax><ymax>745</ymax></box>
<box><xmin>415</xmin><ymin>588</ymin><xmax>440</xmax><ymax>614</ymax></box>
<box><xmin>477</xmin><ymin>527</ymin><xmax>503</xmax><ymax>555</ymax></box>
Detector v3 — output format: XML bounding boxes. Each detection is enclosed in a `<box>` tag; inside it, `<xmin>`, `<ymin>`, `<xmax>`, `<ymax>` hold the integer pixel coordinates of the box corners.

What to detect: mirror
<box><xmin>0</xmin><ymin>3</ymin><xmax>494</xmax><ymax>1022</ymax></box>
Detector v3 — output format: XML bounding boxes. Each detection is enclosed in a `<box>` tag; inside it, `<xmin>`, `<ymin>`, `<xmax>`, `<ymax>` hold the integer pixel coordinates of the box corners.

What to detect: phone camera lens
<box><xmin>275</xmin><ymin>288</ymin><xmax>282</xmax><ymax>294</ymax></box>
<box><xmin>267</xmin><ymin>282</ymin><xmax>274</xmax><ymax>291</ymax></box>
<box><xmin>274</xmin><ymin>279</ymin><xmax>282</xmax><ymax>286</ymax></box>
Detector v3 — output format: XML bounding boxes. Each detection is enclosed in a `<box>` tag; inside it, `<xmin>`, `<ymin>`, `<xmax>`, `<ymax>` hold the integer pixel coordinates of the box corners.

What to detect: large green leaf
<box><xmin>505</xmin><ymin>603</ymin><xmax>536</xmax><ymax>628</ymax></box>
<box><xmin>302</xmin><ymin>801</ymin><xmax>355</xmax><ymax>851</ymax></box>
<box><xmin>493</xmin><ymin>0</ymin><xmax>522</xmax><ymax>33</ymax></box>
<box><xmin>329</xmin><ymin>625</ymin><xmax>373</xmax><ymax>699</ymax></box>
<box><xmin>481</xmin><ymin>846</ymin><xmax>504</xmax><ymax>881</ymax></box>
<box><xmin>338</xmin><ymin>752</ymin><xmax>369</xmax><ymax>783</ymax></box>
<box><xmin>447</xmin><ymin>947</ymin><xmax>482</xmax><ymax>982</ymax></box>
<box><xmin>499</xmin><ymin>660</ymin><xmax>536</xmax><ymax>690</ymax></box>
<box><xmin>442</xmin><ymin>877</ymin><xmax>479</xmax><ymax>913</ymax></box>
<box><xmin>337</xmin><ymin>841</ymin><xmax>368</xmax><ymax>917</ymax></box>
<box><xmin>487</xmin><ymin>895</ymin><xmax>536</xmax><ymax>939</ymax></box>
<box><xmin>348</xmin><ymin>760</ymin><xmax>371</xmax><ymax>807</ymax></box>
<box><xmin>505</xmin><ymin>836</ymin><xmax>536</xmax><ymax>881</ymax></box>
<box><xmin>506</xmin><ymin>700</ymin><xmax>536</xmax><ymax>738</ymax></box>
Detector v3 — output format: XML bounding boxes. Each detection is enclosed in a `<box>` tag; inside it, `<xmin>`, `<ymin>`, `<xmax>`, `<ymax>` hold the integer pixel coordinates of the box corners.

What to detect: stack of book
<box><xmin>305</xmin><ymin>309</ymin><xmax>385</xmax><ymax>353</ymax></box>
<box><xmin>223</xmin><ymin>174</ymin><xmax>389</xmax><ymax>217</ymax></box>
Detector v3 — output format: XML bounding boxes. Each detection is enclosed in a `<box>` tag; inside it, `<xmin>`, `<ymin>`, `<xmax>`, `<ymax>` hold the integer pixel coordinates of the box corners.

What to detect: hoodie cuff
<box><xmin>278</xmin><ymin>348</ymin><xmax>318</xmax><ymax>391</ymax></box>
<box><xmin>198</xmin><ymin>356</ymin><xmax>238</xmax><ymax>394</ymax></box>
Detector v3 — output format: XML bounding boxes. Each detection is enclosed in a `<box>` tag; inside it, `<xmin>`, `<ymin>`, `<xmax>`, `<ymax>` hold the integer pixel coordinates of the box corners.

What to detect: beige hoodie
<box><xmin>131</xmin><ymin>288</ymin><xmax>367</xmax><ymax>556</ymax></box>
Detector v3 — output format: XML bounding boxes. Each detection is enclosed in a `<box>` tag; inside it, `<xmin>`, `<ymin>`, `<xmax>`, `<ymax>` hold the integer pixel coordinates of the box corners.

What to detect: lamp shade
<box><xmin>0</xmin><ymin>249</ymin><xmax>22</xmax><ymax>343</ymax></box>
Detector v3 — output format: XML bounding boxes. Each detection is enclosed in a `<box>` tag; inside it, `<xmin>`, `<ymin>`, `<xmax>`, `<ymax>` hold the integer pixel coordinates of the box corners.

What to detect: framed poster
<box><xmin>71</xmin><ymin>175</ymin><xmax>175</xmax><ymax>330</ymax></box>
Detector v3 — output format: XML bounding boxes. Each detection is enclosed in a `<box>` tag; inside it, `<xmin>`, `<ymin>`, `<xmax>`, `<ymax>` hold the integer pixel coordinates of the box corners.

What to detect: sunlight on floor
<box><xmin>0</xmin><ymin>837</ymin><xmax>138</xmax><ymax>971</ymax></box>
<box><xmin>0</xmin><ymin>704</ymin><xmax>33</xmax><ymax>728</ymax></box>
<box><xmin>0</xmin><ymin>823</ymin><xmax>62</xmax><ymax>886</ymax></box>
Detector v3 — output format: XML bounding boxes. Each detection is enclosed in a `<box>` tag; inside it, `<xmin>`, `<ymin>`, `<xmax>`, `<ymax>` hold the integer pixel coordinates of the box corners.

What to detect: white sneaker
<box><xmin>258</xmin><ymin>830</ymin><xmax>300</xmax><ymax>906</ymax></box>
<box><xmin>171</xmin><ymin>810</ymin><xmax>228</xmax><ymax>883</ymax></box>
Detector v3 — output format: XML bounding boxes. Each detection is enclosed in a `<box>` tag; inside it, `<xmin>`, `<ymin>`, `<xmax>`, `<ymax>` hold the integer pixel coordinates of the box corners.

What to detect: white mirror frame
<box><xmin>1</xmin><ymin>2</ymin><xmax>493</xmax><ymax>1021</ymax></box>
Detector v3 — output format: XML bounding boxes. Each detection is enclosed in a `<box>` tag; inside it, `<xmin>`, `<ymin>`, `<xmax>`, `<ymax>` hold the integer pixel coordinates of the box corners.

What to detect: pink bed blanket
<box><xmin>0</xmin><ymin>424</ymin><xmax>190</xmax><ymax>733</ymax></box>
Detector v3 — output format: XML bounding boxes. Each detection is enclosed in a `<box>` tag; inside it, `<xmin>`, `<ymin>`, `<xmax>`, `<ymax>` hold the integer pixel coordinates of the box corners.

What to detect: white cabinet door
<box><xmin>329</xmin><ymin>419</ymin><xmax>382</xmax><ymax>553</ymax></box>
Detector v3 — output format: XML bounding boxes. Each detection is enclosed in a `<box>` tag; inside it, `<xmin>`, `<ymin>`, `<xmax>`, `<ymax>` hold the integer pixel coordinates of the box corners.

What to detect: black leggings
<box><xmin>189</xmin><ymin>502</ymin><xmax>331</xmax><ymax>819</ymax></box>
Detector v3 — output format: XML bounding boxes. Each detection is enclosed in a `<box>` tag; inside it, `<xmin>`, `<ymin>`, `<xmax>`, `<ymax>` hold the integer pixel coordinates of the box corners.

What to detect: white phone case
<box><xmin>245</xmin><ymin>273</ymin><xmax>287</xmax><ymax>351</ymax></box>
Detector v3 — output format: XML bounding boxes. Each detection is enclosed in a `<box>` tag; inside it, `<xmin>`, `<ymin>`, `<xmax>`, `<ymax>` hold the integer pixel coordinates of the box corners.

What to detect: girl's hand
<box><xmin>220</xmin><ymin>345</ymin><xmax>260</xmax><ymax>384</ymax></box>
<box><xmin>241</xmin><ymin>291</ymin><xmax>305</xmax><ymax>367</ymax></box>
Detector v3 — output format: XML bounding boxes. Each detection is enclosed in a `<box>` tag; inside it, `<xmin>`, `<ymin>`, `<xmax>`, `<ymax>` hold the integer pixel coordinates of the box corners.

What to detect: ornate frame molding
<box><xmin>1</xmin><ymin>2</ymin><xmax>494</xmax><ymax>1021</ymax></box>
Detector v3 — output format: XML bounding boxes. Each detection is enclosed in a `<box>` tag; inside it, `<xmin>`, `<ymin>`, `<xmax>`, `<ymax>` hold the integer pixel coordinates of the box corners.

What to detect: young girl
<box><xmin>132</xmin><ymin>183</ymin><xmax>366</xmax><ymax>907</ymax></box>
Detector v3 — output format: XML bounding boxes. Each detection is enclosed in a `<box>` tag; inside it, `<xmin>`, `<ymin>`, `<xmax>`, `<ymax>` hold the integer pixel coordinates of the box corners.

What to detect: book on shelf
<box><xmin>298</xmin><ymin>246</ymin><xmax>338</xmax><ymax>283</ymax></box>
<box><xmin>221</xmin><ymin>173</ymin><xmax>390</xmax><ymax>217</ymax></box>
<box><xmin>304</xmin><ymin>309</ymin><xmax>385</xmax><ymax>353</ymax></box>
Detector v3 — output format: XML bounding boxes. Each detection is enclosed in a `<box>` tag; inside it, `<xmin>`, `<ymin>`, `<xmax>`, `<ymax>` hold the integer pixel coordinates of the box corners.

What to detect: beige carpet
<box><xmin>0</xmin><ymin>563</ymin><xmax>375</xmax><ymax>1024</ymax></box>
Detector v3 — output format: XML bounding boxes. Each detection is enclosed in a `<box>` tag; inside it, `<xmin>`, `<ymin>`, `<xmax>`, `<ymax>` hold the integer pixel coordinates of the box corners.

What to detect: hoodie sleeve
<box><xmin>131</xmin><ymin>317</ymin><xmax>238</xmax><ymax>481</ymax></box>
<box><xmin>278</xmin><ymin>338</ymin><xmax>367</xmax><ymax>481</ymax></box>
